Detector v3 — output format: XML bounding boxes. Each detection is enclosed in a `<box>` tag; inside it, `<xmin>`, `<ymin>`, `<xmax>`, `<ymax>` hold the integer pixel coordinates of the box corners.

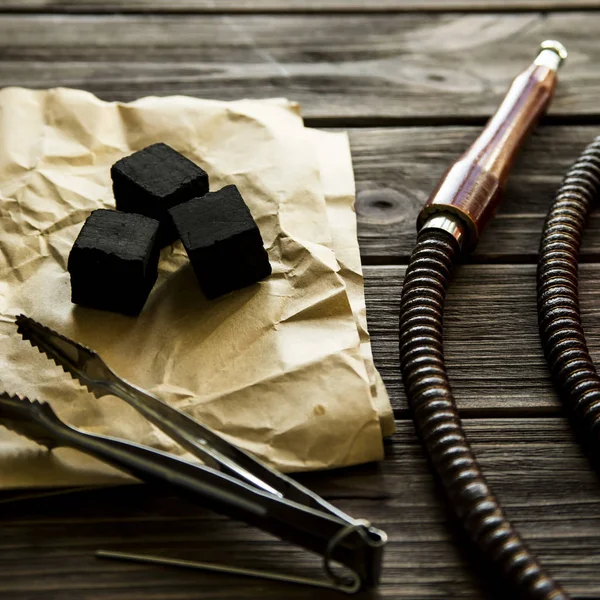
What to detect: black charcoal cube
<box><xmin>68</xmin><ymin>209</ymin><xmax>160</xmax><ymax>316</ymax></box>
<box><xmin>111</xmin><ymin>143</ymin><xmax>209</xmax><ymax>246</ymax></box>
<box><xmin>168</xmin><ymin>185</ymin><xmax>271</xmax><ymax>299</ymax></box>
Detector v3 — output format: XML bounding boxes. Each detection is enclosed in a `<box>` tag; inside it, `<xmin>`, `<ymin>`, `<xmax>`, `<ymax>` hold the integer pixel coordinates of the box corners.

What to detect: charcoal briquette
<box><xmin>68</xmin><ymin>209</ymin><xmax>160</xmax><ymax>316</ymax></box>
<box><xmin>168</xmin><ymin>185</ymin><xmax>272</xmax><ymax>299</ymax></box>
<box><xmin>111</xmin><ymin>143</ymin><xmax>209</xmax><ymax>246</ymax></box>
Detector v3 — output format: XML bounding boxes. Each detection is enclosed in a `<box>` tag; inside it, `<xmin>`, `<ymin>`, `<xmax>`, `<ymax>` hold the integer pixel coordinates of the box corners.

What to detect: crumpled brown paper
<box><xmin>0</xmin><ymin>88</ymin><xmax>393</xmax><ymax>488</ymax></box>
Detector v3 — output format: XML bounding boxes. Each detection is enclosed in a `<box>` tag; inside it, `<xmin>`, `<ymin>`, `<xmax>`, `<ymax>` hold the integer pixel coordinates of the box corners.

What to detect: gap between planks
<box><xmin>2</xmin><ymin>1</ymin><xmax>600</xmax><ymax>15</ymax></box>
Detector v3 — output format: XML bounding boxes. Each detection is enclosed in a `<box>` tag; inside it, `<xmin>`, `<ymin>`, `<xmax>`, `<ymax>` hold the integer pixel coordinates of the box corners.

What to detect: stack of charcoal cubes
<box><xmin>68</xmin><ymin>143</ymin><xmax>272</xmax><ymax>316</ymax></box>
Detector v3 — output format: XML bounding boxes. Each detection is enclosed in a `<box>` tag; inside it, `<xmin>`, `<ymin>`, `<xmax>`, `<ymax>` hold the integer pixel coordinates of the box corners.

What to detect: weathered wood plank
<box><xmin>365</xmin><ymin>264</ymin><xmax>600</xmax><ymax>414</ymax></box>
<box><xmin>0</xmin><ymin>13</ymin><xmax>597</xmax><ymax>121</ymax></box>
<box><xmin>353</xmin><ymin>125</ymin><xmax>600</xmax><ymax>262</ymax></box>
<box><xmin>1</xmin><ymin>418</ymin><xmax>599</xmax><ymax>598</ymax></box>
<box><xmin>3</xmin><ymin>0</ymin><xmax>600</xmax><ymax>12</ymax></box>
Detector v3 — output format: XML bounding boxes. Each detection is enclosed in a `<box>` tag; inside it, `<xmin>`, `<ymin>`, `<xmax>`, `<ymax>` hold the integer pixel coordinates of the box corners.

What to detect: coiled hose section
<box><xmin>400</xmin><ymin>228</ymin><xmax>569</xmax><ymax>599</ymax></box>
<box><xmin>538</xmin><ymin>136</ymin><xmax>600</xmax><ymax>451</ymax></box>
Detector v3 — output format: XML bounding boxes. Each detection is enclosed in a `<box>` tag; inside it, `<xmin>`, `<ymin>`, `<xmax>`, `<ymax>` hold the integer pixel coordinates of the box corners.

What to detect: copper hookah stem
<box><xmin>418</xmin><ymin>40</ymin><xmax>567</xmax><ymax>249</ymax></box>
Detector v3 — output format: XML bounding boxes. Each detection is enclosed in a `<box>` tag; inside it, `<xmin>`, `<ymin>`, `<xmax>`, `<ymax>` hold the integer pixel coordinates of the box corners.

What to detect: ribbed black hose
<box><xmin>538</xmin><ymin>136</ymin><xmax>600</xmax><ymax>450</ymax></box>
<box><xmin>400</xmin><ymin>228</ymin><xmax>569</xmax><ymax>600</ymax></box>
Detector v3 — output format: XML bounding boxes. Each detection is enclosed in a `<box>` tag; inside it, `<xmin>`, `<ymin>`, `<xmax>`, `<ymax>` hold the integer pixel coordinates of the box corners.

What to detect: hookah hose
<box><xmin>538</xmin><ymin>138</ymin><xmax>600</xmax><ymax>454</ymax></box>
<box><xmin>399</xmin><ymin>42</ymin><xmax>570</xmax><ymax>599</ymax></box>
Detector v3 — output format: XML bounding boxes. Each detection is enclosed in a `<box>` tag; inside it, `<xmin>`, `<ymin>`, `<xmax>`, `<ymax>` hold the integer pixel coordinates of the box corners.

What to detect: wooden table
<box><xmin>3</xmin><ymin>1</ymin><xmax>600</xmax><ymax>598</ymax></box>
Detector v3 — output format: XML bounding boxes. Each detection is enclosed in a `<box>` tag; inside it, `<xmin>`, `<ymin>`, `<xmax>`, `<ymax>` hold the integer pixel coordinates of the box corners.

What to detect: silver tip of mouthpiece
<box><xmin>535</xmin><ymin>40</ymin><xmax>568</xmax><ymax>71</ymax></box>
<box><xmin>541</xmin><ymin>40</ymin><xmax>568</xmax><ymax>61</ymax></box>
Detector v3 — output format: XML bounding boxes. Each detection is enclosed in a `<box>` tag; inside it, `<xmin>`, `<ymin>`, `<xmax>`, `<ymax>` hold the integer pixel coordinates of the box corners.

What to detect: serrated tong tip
<box><xmin>15</xmin><ymin>314</ymin><xmax>111</xmax><ymax>398</ymax></box>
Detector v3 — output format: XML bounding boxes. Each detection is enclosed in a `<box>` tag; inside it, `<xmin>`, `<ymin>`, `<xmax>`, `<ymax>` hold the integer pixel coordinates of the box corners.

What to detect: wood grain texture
<box><xmin>352</xmin><ymin>125</ymin><xmax>600</xmax><ymax>263</ymax></box>
<box><xmin>0</xmin><ymin>13</ymin><xmax>597</xmax><ymax>121</ymax></box>
<box><xmin>3</xmin><ymin>7</ymin><xmax>600</xmax><ymax>600</ymax></box>
<box><xmin>0</xmin><ymin>418</ymin><xmax>599</xmax><ymax>599</ymax></box>
<box><xmin>364</xmin><ymin>264</ymin><xmax>600</xmax><ymax>415</ymax></box>
<box><xmin>3</xmin><ymin>0</ymin><xmax>600</xmax><ymax>12</ymax></box>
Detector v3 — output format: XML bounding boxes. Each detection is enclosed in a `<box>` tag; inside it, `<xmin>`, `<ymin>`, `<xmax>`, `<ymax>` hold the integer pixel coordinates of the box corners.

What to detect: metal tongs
<box><xmin>0</xmin><ymin>315</ymin><xmax>386</xmax><ymax>594</ymax></box>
